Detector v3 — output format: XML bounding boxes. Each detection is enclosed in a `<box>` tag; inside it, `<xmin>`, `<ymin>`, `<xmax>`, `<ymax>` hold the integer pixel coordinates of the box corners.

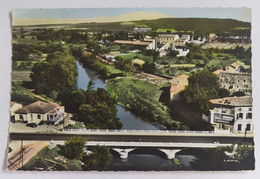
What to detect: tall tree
<box><xmin>31</xmin><ymin>51</ymin><xmax>78</xmax><ymax>96</ymax></box>
<box><xmin>82</xmin><ymin>145</ymin><xmax>112</xmax><ymax>171</ymax></box>
<box><xmin>59</xmin><ymin>137</ymin><xmax>85</xmax><ymax>160</ymax></box>
<box><xmin>181</xmin><ymin>69</ymin><xmax>229</xmax><ymax>114</ymax></box>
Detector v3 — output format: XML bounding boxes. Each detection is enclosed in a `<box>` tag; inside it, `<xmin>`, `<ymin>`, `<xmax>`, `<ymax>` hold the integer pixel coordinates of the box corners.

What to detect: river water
<box><xmin>75</xmin><ymin>60</ymin><xmax>195</xmax><ymax>170</ymax></box>
<box><xmin>76</xmin><ymin>60</ymin><xmax>159</xmax><ymax>130</ymax></box>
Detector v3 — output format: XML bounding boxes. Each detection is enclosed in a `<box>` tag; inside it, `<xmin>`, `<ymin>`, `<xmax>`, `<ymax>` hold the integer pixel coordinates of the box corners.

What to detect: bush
<box><xmin>59</xmin><ymin>137</ymin><xmax>85</xmax><ymax>160</ymax></box>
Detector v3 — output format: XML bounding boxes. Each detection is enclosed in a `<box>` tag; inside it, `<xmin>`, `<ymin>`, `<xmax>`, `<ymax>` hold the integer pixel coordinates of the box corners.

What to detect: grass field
<box><xmin>11</xmin><ymin>71</ymin><xmax>31</xmax><ymax>81</ymax></box>
<box><xmin>107</xmin><ymin>77</ymin><xmax>183</xmax><ymax>129</ymax></box>
<box><xmin>205</xmin><ymin>59</ymin><xmax>237</xmax><ymax>69</ymax></box>
<box><xmin>106</xmin><ymin>65</ymin><xmax>122</xmax><ymax>76</ymax></box>
<box><xmin>170</xmin><ymin>64</ymin><xmax>196</xmax><ymax>68</ymax></box>
<box><xmin>156</xmin><ymin>29</ymin><xmax>177</xmax><ymax>33</ymax></box>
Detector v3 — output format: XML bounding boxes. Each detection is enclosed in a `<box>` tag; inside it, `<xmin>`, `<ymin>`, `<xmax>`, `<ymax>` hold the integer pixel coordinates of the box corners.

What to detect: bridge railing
<box><xmin>62</xmin><ymin>128</ymin><xmax>215</xmax><ymax>134</ymax></box>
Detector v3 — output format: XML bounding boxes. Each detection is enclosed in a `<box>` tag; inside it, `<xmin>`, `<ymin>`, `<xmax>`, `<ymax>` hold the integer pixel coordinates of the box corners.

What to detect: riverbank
<box><xmin>107</xmin><ymin>77</ymin><xmax>186</xmax><ymax>130</ymax></box>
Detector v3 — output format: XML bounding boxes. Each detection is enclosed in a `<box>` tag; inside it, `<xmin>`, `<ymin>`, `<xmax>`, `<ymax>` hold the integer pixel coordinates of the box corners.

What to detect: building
<box><xmin>14</xmin><ymin>101</ymin><xmax>65</xmax><ymax>124</ymax></box>
<box><xmin>225</xmin><ymin>61</ymin><xmax>250</xmax><ymax>73</ymax></box>
<box><xmin>181</xmin><ymin>34</ymin><xmax>191</xmax><ymax>41</ymax></box>
<box><xmin>209</xmin><ymin>96</ymin><xmax>253</xmax><ymax>134</ymax></box>
<box><xmin>113</xmin><ymin>40</ymin><xmax>155</xmax><ymax>50</ymax></box>
<box><xmin>207</xmin><ymin>34</ymin><xmax>217</xmax><ymax>42</ymax></box>
<box><xmin>10</xmin><ymin>102</ymin><xmax>22</xmax><ymax>122</ymax></box>
<box><xmin>156</xmin><ymin>34</ymin><xmax>180</xmax><ymax>49</ymax></box>
<box><xmin>133</xmin><ymin>27</ymin><xmax>152</xmax><ymax>33</ymax></box>
<box><xmin>169</xmin><ymin>74</ymin><xmax>189</xmax><ymax>100</ymax></box>
<box><xmin>217</xmin><ymin>72</ymin><xmax>252</xmax><ymax>95</ymax></box>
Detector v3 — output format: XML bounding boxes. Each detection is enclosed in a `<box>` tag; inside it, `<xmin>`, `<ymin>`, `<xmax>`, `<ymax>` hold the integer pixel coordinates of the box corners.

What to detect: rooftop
<box><xmin>15</xmin><ymin>101</ymin><xmax>64</xmax><ymax>114</ymax></box>
<box><xmin>113</xmin><ymin>40</ymin><xmax>151</xmax><ymax>46</ymax></box>
<box><xmin>209</xmin><ymin>96</ymin><xmax>252</xmax><ymax>107</ymax></box>
<box><xmin>158</xmin><ymin>34</ymin><xmax>178</xmax><ymax>38</ymax></box>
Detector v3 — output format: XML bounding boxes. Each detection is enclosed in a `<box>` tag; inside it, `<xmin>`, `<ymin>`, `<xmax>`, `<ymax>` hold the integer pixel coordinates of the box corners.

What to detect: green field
<box><xmin>170</xmin><ymin>64</ymin><xmax>196</xmax><ymax>68</ymax></box>
<box><xmin>107</xmin><ymin>77</ymin><xmax>184</xmax><ymax>129</ymax></box>
<box><xmin>156</xmin><ymin>29</ymin><xmax>177</xmax><ymax>33</ymax></box>
<box><xmin>205</xmin><ymin>59</ymin><xmax>237</xmax><ymax>69</ymax></box>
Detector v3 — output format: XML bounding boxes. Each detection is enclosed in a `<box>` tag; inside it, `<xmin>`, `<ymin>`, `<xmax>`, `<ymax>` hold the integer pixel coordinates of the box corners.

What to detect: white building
<box><xmin>10</xmin><ymin>102</ymin><xmax>22</xmax><ymax>122</ymax></box>
<box><xmin>209</xmin><ymin>96</ymin><xmax>253</xmax><ymax>134</ymax></box>
<box><xmin>14</xmin><ymin>101</ymin><xmax>65</xmax><ymax>124</ymax></box>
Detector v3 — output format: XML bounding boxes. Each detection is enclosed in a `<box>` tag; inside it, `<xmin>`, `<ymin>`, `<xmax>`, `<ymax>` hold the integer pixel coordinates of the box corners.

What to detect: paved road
<box><xmin>10</xmin><ymin>131</ymin><xmax>254</xmax><ymax>145</ymax></box>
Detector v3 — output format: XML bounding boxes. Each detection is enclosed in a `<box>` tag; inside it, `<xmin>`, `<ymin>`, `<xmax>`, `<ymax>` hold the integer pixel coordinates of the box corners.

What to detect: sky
<box><xmin>13</xmin><ymin>7</ymin><xmax>251</xmax><ymax>22</ymax></box>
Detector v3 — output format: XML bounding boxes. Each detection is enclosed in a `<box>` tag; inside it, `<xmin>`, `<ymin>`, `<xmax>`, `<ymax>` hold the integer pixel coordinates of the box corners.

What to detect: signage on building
<box><xmin>214</xmin><ymin>113</ymin><xmax>234</xmax><ymax>124</ymax></box>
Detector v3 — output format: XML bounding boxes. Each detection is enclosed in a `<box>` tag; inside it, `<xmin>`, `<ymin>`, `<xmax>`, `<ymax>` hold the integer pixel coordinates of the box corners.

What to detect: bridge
<box><xmin>9</xmin><ymin>129</ymin><xmax>254</xmax><ymax>159</ymax></box>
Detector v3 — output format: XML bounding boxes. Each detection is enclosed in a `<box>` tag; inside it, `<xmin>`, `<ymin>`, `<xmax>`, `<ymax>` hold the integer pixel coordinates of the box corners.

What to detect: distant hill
<box><xmin>13</xmin><ymin>11</ymin><xmax>174</xmax><ymax>26</ymax></box>
<box><xmin>134</xmin><ymin>18</ymin><xmax>251</xmax><ymax>36</ymax></box>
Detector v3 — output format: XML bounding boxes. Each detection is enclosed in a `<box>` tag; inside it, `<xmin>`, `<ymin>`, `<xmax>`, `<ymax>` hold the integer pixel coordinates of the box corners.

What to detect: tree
<box><xmin>82</xmin><ymin>145</ymin><xmax>112</xmax><ymax>171</ymax></box>
<box><xmin>114</xmin><ymin>56</ymin><xmax>132</xmax><ymax>71</ymax></box>
<box><xmin>78</xmin><ymin>88</ymin><xmax>122</xmax><ymax>129</ymax></box>
<box><xmin>181</xmin><ymin>69</ymin><xmax>229</xmax><ymax>114</ymax></box>
<box><xmin>59</xmin><ymin>137</ymin><xmax>85</xmax><ymax>160</ymax></box>
<box><xmin>61</xmin><ymin>87</ymin><xmax>122</xmax><ymax>129</ymax></box>
<box><xmin>31</xmin><ymin>51</ymin><xmax>78</xmax><ymax>97</ymax></box>
<box><xmin>142</xmin><ymin>61</ymin><xmax>156</xmax><ymax>74</ymax></box>
<box><xmin>168</xmin><ymin>49</ymin><xmax>179</xmax><ymax>57</ymax></box>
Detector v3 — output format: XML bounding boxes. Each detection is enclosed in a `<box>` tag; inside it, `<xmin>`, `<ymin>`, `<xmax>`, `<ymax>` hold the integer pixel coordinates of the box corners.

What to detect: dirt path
<box><xmin>7</xmin><ymin>141</ymin><xmax>49</xmax><ymax>171</ymax></box>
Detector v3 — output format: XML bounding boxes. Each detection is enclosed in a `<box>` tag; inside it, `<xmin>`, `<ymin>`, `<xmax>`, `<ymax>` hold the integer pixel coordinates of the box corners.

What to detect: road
<box><xmin>7</xmin><ymin>141</ymin><xmax>49</xmax><ymax>170</ymax></box>
<box><xmin>9</xmin><ymin>130</ymin><xmax>254</xmax><ymax>145</ymax></box>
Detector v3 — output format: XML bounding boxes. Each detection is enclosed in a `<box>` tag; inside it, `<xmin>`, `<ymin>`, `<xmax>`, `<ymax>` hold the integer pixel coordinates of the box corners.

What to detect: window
<box><xmin>237</xmin><ymin>113</ymin><xmax>243</xmax><ymax>119</ymax></box>
<box><xmin>246</xmin><ymin>124</ymin><xmax>251</xmax><ymax>131</ymax></box>
<box><xmin>246</xmin><ymin>113</ymin><xmax>252</xmax><ymax>119</ymax></box>
<box><xmin>222</xmin><ymin>108</ymin><xmax>227</xmax><ymax>114</ymax></box>
<box><xmin>238</xmin><ymin>108</ymin><xmax>242</xmax><ymax>111</ymax></box>
<box><xmin>19</xmin><ymin>115</ymin><xmax>23</xmax><ymax>120</ymax></box>
<box><xmin>243</xmin><ymin>79</ymin><xmax>246</xmax><ymax>83</ymax></box>
<box><xmin>237</xmin><ymin>124</ymin><xmax>242</xmax><ymax>131</ymax></box>
<box><xmin>37</xmin><ymin>114</ymin><xmax>41</xmax><ymax>119</ymax></box>
<box><xmin>244</xmin><ymin>85</ymin><xmax>249</xmax><ymax>88</ymax></box>
<box><xmin>249</xmin><ymin>108</ymin><xmax>252</xmax><ymax>111</ymax></box>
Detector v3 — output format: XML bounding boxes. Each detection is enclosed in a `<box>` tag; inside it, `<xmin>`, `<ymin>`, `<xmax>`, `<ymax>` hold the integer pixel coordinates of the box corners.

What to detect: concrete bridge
<box><xmin>10</xmin><ymin>129</ymin><xmax>254</xmax><ymax>159</ymax></box>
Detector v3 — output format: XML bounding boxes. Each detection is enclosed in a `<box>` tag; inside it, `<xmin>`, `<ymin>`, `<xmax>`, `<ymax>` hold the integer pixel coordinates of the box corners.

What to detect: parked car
<box><xmin>26</xmin><ymin>123</ymin><xmax>37</xmax><ymax>128</ymax></box>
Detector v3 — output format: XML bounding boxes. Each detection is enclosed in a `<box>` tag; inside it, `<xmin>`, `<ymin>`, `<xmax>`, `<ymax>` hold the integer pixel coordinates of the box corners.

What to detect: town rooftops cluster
<box><xmin>15</xmin><ymin>101</ymin><xmax>64</xmax><ymax>114</ymax></box>
<box><xmin>209</xmin><ymin>96</ymin><xmax>252</xmax><ymax>107</ymax></box>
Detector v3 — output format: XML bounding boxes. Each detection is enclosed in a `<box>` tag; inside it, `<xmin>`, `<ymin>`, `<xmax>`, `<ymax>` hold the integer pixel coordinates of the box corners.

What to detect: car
<box><xmin>26</xmin><ymin>123</ymin><xmax>37</xmax><ymax>128</ymax></box>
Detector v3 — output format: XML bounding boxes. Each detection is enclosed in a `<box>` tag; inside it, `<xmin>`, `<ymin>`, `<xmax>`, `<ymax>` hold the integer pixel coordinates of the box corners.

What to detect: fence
<box><xmin>62</xmin><ymin>128</ymin><xmax>215</xmax><ymax>134</ymax></box>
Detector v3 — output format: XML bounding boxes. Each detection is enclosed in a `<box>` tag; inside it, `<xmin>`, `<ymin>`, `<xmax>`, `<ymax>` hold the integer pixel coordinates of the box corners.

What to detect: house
<box><xmin>133</xmin><ymin>27</ymin><xmax>152</xmax><ymax>33</ymax></box>
<box><xmin>104</xmin><ymin>53</ymin><xmax>115</xmax><ymax>62</ymax></box>
<box><xmin>190</xmin><ymin>36</ymin><xmax>206</xmax><ymax>45</ymax></box>
<box><xmin>169</xmin><ymin>74</ymin><xmax>189</xmax><ymax>100</ymax></box>
<box><xmin>181</xmin><ymin>34</ymin><xmax>191</xmax><ymax>41</ymax></box>
<box><xmin>113</xmin><ymin>40</ymin><xmax>154</xmax><ymax>50</ymax></box>
<box><xmin>175</xmin><ymin>47</ymin><xmax>190</xmax><ymax>57</ymax></box>
<box><xmin>156</xmin><ymin>34</ymin><xmax>180</xmax><ymax>49</ymax></box>
<box><xmin>10</xmin><ymin>102</ymin><xmax>22</xmax><ymax>122</ymax></box>
<box><xmin>209</xmin><ymin>96</ymin><xmax>253</xmax><ymax>134</ymax></box>
<box><xmin>174</xmin><ymin>38</ymin><xmax>188</xmax><ymax>47</ymax></box>
<box><xmin>143</xmin><ymin>38</ymin><xmax>156</xmax><ymax>50</ymax></box>
<box><xmin>158</xmin><ymin>49</ymin><xmax>167</xmax><ymax>57</ymax></box>
<box><xmin>14</xmin><ymin>101</ymin><xmax>65</xmax><ymax>124</ymax></box>
<box><xmin>225</xmin><ymin>61</ymin><xmax>250</xmax><ymax>73</ymax></box>
<box><xmin>28</xmin><ymin>53</ymin><xmax>47</xmax><ymax>61</ymax></box>
<box><xmin>217</xmin><ymin>72</ymin><xmax>252</xmax><ymax>95</ymax></box>
<box><xmin>207</xmin><ymin>34</ymin><xmax>217</xmax><ymax>42</ymax></box>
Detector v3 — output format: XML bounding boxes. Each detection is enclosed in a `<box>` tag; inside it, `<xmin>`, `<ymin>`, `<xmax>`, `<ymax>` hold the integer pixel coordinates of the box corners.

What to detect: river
<box><xmin>75</xmin><ymin>60</ymin><xmax>159</xmax><ymax>130</ymax></box>
<box><xmin>75</xmin><ymin>60</ymin><xmax>196</xmax><ymax>170</ymax></box>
